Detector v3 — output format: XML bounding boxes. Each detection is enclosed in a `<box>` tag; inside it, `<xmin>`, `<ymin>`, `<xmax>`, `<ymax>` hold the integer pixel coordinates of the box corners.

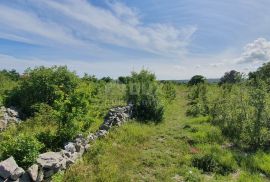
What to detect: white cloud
<box><xmin>237</xmin><ymin>38</ymin><xmax>270</xmax><ymax>64</ymax></box>
<box><xmin>0</xmin><ymin>0</ymin><xmax>196</xmax><ymax>57</ymax></box>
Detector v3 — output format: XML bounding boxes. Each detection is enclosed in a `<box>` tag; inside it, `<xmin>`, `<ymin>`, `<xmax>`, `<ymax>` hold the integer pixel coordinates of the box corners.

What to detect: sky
<box><xmin>0</xmin><ymin>0</ymin><xmax>270</xmax><ymax>79</ymax></box>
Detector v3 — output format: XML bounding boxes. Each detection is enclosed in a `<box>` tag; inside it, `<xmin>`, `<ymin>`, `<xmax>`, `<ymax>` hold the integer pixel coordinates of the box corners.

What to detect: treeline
<box><xmin>187</xmin><ymin>61</ymin><xmax>270</xmax><ymax>150</ymax></box>
<box><xmin>0</xmin><ymin>66</ymin><xmax>176</xmax><ymax>168</ymax></box>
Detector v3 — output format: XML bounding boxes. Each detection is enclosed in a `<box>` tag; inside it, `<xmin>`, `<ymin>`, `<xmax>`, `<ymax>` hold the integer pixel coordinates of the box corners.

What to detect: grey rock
<box><xmin>10</xmin><ymin>167</ymin><xmax>25</xmax><ymax>181</ymax></box>
<box><xmin>36</xmin><ymin>152</ymin><xmax>65</xmax><ymax>171</ymax></box>
<box><xmin>0</xmin><ymin>156</ymin><xmax>18</xmax><ymax>179</ymax></box>
<box><xmin>27</xmin><ymin>164</ymin><xmax>38</xmax><ymax>181</ymax></box>
<box><xmin>36</xmin><ymin>169</ymin><xmax>44</xmax><ymax>182</ymax></box>
<box><xmin>64</xmin><ymin>142</ymin><xmax>76</xmax><ymax>154</ymax></box>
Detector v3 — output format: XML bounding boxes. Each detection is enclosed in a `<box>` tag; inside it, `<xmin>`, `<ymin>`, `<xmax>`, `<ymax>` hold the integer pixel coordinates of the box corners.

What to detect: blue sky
<box><xmin>0</xmin><ymin>0</ymin><xmax>270</xmax><ymax>79</ymax></box>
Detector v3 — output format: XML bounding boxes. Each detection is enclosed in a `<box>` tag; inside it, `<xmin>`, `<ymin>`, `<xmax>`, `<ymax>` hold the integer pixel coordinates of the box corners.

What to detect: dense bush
<box><xmin>210</xmin><ymin>81</ymin><xmax>270</xmax><ymax>149</ymax></box>
<box><xmin>188</xmin><ymin>75</ymin><xmax>206</xmax><ymax>86</ymax></box>
<box><xmin>5</xmin><ymin>66</ymin><xmax>80</xmax><ymax>116</ymax></box>
<box><xmin>126</xmin><ymin>70</ymin><xmax>164</xmax><ymax>122</ymax></box>
<box><xmin>0</xmin><ymin>134</ymin><xmax>44</xmax><ymax>168</ymax></box>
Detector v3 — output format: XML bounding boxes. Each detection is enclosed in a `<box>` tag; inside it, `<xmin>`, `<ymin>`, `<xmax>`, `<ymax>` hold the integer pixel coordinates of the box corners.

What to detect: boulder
<box><xmin>10</xmin><ymin>167</ymin><xmax>25</xmax><ymax>181</ymax></box>
<box><xmin>27</xmin><ymin>164</ymin><xmax>39</xmax><ymax>181</ymax></box>
<box><xmin>36</xmin><ymin>152</ymin><xmax>66</xmax><ymax>171</ymax></box>
<box><xmin>0</xmin><ymin>157</ymin><xmax>19</xmax><ymax>179</ymax></box>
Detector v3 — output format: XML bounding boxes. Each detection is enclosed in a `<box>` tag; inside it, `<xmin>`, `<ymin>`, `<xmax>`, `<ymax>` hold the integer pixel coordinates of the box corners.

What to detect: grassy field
<box><xmin>58</xmin><ymin>85</ymin><xmax>269</xmax><ymax>182</ymax></box>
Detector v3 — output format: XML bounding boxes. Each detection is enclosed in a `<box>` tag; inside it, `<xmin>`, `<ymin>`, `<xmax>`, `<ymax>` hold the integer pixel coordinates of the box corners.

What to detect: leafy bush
<box><xmin>192</xmin><ymin>146</ymin><xmax>237</xmax><ymax>175</ymax></box>
<box><xmin>188</xmin><ymin>75</ymin><xmax>206</xmax><ymax>86</ymax></box>
<box><xmin>126</xmin><ymin>70</ymin><xmax>164</xmax><ymax>122</ymax></box>
<box><xmin>210</xmin><ymin>81</ymin><xmax>270</xmax><ymax>149</ymax></box>
<box><xmin>0</xmin><ymin>134</ymin><xmax>44</xmax><ymax>168</ymax></box>
<box><xmin>5</xmin><ymin>66</ymin><xmax>80</xmax><ymax>116</ymax></box>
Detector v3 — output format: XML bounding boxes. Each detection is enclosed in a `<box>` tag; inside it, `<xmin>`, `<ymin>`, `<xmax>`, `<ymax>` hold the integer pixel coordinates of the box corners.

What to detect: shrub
<box><xmin>210</xmin><ymin>81</ymin><xmax>270</xmax><ymax>149</ymax></box>
<box><xmin>249</xmin><ymin>151</ymin><xmax>270</xmax><ymax>176</ymax></box>
<box><xmin>188</xmin><ymin>75</ymin><xmax>206</xmax><ymax>86</ymax></box>
<box><xmin>0</xmin><ymin>134</ymin><xmax>44</xmax><ymax>168</ymax></box>
<box><xmin>161</xmin><ymin>82</ymin><xmax>176</xmax><ymax>102</ymax></box>
<box><xmin>5</xmin><ymin>66</ymin><xmax>80</xmax><ymax>117</ymax></box>
<box><xmin>126</xmin><ymin>70</ymin><xmax>164</xmax><ymax>122</ymax></box>
<box><xmin>186</xmin><ymin>84</ymin><xmax>209</xmax><ymax>117</ymax></box>
<box><xmin>192</xmin><ymin>146</ymin><xmax>237</xmax><ymax>175</ymax></box>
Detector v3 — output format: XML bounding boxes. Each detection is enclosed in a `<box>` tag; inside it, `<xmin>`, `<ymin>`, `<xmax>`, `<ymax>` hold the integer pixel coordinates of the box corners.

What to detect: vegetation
<box><xmin>126</xmin><ymin>70</ymin><xmax>164</xmax><ymax>122</ymax></box>
<box><xmin>1</xmin><ymin>62</ymin><xmax>270</xmax><ymax>181</ymax></box>
<box><xmin>219</xmin><ymin>70</ymin><xmax>243</xmax><ymax>85</ymax></box>
<box><xmin>188</xmin><ymin>75</ymin><xmax>206</xmax><ymax>86</ymax></box>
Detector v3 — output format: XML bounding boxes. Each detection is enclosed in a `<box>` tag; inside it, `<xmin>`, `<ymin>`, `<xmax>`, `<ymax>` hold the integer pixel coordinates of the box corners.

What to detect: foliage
<box><xmin>82</xmin><ymin>73</ymin><xmax>98</xmax><ymax>82</ymax></box>
<box><xmin>0</xmin><ymin>134</ymin><xmax>44</xmax><ymax>168</ymax></box>
<box><xmin>161</xmin><ymin>82</ymin><xmax>176</xmax><ymax>103</ymax></box>
<box><xmin>210</xmin><ymin>81</ymin><xmax>270</xmax><ymax>149</ymax></box>
<box><xmin>100</xmin><ymin>76</ymin><xmax>113</xmax><ymax>83</ymax></box>
<box><xmin>0</xmin><ymin>69</ymin><xmax>20</xmax><ymax>81</ymax></box>
<box><xmin>5</xmin><ymin>66</ymin><xmax>80</xmax><ymax>116</ymax></box>
<box><xmin>118</xmin><ymin>76</ymin><xmax>130</xmax><ymax>84</ymax></box>
<box><xmin>126</xmin><ymin>70</ymin><xmax>164</xmax><ymax>122</ymax></box>
<box><xmin>219</xmin><ymin>70</ymin><xmax>243</xmax><ymax>85</ymax></box>
<box><xmin>188</xmin><ymin>75</ymin><xmax>206</xmax><ymax>86</ymax></box>
<box><xmin>192</xmin><ymin>145</ymin><xmax>237</xmax><ymax>175</ymax></box>
<box><xmin>186</xmin><ymin>83</ymin><xmax>209</xmax><ymax>117</ymax></box>
<box><xmin>0</xmin><ymin>73</ymin><xmax>17</xmax><ymax>105</ymax></box>
<box><xmin>249</xmin><ymin>62</ymin><xmax>270</xmax><ymax>82</ymax></box>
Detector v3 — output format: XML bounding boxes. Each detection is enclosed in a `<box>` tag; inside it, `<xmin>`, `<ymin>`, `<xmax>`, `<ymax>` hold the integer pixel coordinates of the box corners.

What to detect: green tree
<box><xmin>219</xmin><ymin>70</ymin><xmax>243</xmax><ymax>86</ymax></box>
<box><xmin>188</xmin><ymin>75</ymin><xmax>206</xmax><ymax>86</ymax></box>
<box><xmin>100</xmin><ymin>77</ymin><xmax>113</xmax><ymax>83</ymax></box>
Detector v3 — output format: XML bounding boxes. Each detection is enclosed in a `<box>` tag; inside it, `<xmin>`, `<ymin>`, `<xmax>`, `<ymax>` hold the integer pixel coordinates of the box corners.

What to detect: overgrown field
<box><xmin>61</xmin><ymin>85</ymin><xmax>270</xmax><ymax>182</ymax></box>
<box><xmin>1</xmin><ymin>62</ymin><xmax>270</xmax><ymax>182</ymax></box>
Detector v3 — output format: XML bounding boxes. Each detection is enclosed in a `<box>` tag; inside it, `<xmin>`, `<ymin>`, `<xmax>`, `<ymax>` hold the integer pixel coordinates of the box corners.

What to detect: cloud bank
<box><xmin>0</xmin><ymin>0</ymin><xmax>196</xmax><ymax>57</ymax></box>
<box><xmin>237</xmin><ymin>38</ymin><xmax>270</xmax><ymax>64</ymax></box>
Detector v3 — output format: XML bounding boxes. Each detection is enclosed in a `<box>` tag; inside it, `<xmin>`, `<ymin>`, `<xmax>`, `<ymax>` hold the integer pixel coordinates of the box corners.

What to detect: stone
<box><xmin>10</xmin><ymin>167</ymin><xmax>25</xmax><ymax>181</ymax></box>
<box><xmin>27</xmin><ymin>164</ymin><xmax>39</xmax><ymax>181</ymax></box>
<box><xmin>95</xmin><ymin>130</ymin><xmax>108</xmax><ymax>138</ymax></box>
<box><xmin>85</xmin><ymin>144</ymin><xmax>90</xmax><ymax>151</ymax></box>
<box><xmin>36</xmin><ymin>169</ymin><xmax>44</xmax><ymax>182</ymax></box>
<box><xmin>36</xmin><ymin>152</ymin><xmax>65</xmax><ymax>171</ymax></box>
<box><xmin>0</xmin><ymin>156</ymin><xmax>18</xmax><ymax>179</ymax></box>
<box><xmin>64</xmin><ymin>142</ymin><xmax>76</xmax><ymax>154</ymax></box>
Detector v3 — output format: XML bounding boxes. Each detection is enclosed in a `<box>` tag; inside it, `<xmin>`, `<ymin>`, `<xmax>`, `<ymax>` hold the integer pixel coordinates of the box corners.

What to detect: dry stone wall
<box><xmin>0</xmin><ymin>105</ymin><xmax>132</xmax><ymax>182</ymax></box>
